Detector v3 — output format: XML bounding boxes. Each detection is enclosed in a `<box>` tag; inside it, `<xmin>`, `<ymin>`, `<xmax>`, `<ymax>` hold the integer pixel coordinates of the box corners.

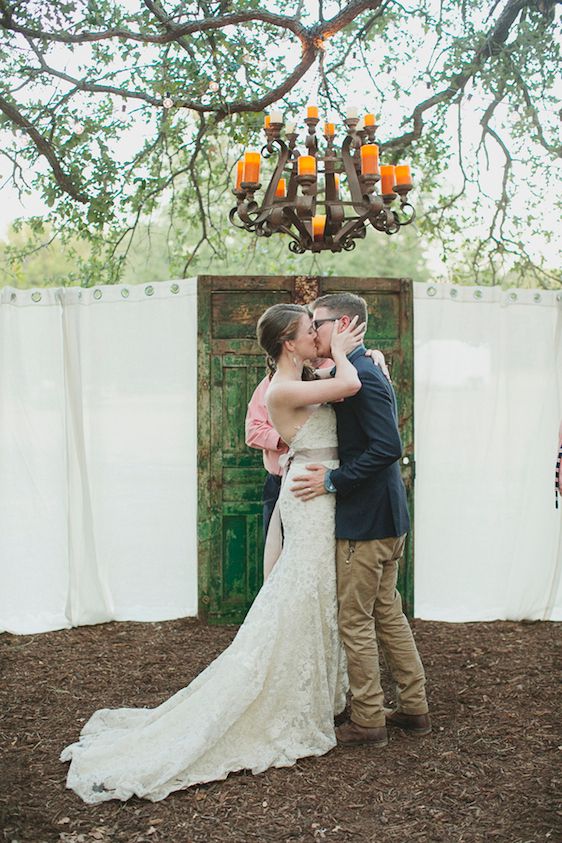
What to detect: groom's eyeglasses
<box><xmin>311</xmin><ymin>317</ymin><xmax>339</xmax><ymax>331</ymax></box>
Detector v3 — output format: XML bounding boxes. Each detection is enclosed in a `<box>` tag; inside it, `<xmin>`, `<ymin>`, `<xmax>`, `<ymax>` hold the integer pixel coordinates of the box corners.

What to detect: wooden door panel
<box><xmin>221</xmin><ymin>469</ymin><xmax>265</xmax><ymax>504</ymax></box>
<box><xmin>212</xmin><ymin>290</ymin><xmax>288</xmax><ymax>339</ymax></box>
<box><xmin>198</xmin><ymin>275</ymin><xmax>414</xmax><ymax>623</ymax></box>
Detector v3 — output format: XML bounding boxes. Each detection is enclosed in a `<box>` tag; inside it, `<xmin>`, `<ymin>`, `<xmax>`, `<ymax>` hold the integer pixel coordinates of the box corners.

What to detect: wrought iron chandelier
<box><xmin>230</xmin><ymin>107</ymin><xmax>415</xmax><ymax>254</ymax></box>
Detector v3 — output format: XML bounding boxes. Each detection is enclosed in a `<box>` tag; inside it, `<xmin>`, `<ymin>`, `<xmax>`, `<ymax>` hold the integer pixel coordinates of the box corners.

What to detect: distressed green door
<box><xmin>198</xmin><ymin>275</ymin><xmax>414</xmax><ymax>624</ymax></box>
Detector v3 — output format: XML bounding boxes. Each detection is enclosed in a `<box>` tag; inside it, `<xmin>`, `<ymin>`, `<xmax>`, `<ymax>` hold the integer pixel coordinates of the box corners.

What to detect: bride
<box><xmin>61</xmin><ymin>303</ymin><xmax>365</xmax><ymax>803</ymax></box>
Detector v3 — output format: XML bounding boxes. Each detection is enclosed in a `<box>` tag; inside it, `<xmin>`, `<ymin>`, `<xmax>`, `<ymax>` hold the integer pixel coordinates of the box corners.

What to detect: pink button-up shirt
<box><xmin>245</xmin><ymin>376</ymin><xmax>288</xmax><ymax>476</ymax></box>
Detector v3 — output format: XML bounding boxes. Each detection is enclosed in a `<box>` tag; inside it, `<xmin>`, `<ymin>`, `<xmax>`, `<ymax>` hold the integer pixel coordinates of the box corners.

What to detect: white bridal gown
<box><xmin>61</xmin><ymin>405</ymin><xmax>347</xmax><ymax>803</ymax></box>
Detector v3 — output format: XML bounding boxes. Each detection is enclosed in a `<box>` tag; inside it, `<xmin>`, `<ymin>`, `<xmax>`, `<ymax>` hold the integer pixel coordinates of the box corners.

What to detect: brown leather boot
<box><xmin>335</xmin><ymin>720</ymin><xmax>388</xmax><ymax>747</ymax></box>
<box><xmin>384</xmin><ymin>708</ymin><xmax>432</xmax><ymax>735</ymax></box>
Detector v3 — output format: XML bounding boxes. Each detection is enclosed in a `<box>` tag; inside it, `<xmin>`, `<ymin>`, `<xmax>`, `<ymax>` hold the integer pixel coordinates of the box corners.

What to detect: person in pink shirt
<box><xmin>245</xmin><ymin>374</ymin><xmax>288</xmax><ymax>538</ymax></box>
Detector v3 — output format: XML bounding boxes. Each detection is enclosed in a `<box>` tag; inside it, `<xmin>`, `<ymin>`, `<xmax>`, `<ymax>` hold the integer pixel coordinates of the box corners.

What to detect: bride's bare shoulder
<box><xmin>267</xmin><ymin>378</ymin><xmax>309</xmax><ymax>405</ymax></box>
<box><xmin>265</xmin><ymin>379</ymin><xmax>284</xmax><ymax>403</ymax></box>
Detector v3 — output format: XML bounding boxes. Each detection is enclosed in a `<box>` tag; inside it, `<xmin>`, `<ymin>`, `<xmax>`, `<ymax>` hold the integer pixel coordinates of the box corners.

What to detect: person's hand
<box><xmin>330</xmin><ymin>315</ymin><xmax>366</xmax><ymax>358</ymax></box>
<box><xmin>364</xmin><ymin>348</ymin><xmax>391</xmax><ymax>382</ymax></box>
<box><xmin>290</xmin><ymin>464</ymin><xmax>328</xmax><ymax>499</ymax></box>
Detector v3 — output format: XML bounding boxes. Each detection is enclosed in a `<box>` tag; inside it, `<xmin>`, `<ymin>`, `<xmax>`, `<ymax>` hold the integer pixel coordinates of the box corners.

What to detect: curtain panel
<box><xmin>0</xmin><ymin>280</ymin><xmax>198</xmax><ymax>634</ymax></box>
<box><xmin>413</xmin><ymin>284</ymin><xmax>561</xmax><ymax>621</ymax></box>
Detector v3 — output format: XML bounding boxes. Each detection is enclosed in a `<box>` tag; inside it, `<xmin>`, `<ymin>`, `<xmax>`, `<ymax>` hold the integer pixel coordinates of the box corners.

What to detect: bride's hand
<box><xmin>364</xmin><ymin>348</ymin><xmax>391</xmax><ymax>382</ymax></box>
<box><xmin>330</xmin><ymin>315</ymin><xmax>366</xmax><ymax>357</ymax></box>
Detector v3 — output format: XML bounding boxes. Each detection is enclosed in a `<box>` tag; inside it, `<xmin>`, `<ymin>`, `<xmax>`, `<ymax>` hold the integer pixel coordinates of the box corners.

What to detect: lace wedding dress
<box><xmin>61</xmin><ymin>405</ymin><xmax>347</xmax><ymax>803</ymax></box>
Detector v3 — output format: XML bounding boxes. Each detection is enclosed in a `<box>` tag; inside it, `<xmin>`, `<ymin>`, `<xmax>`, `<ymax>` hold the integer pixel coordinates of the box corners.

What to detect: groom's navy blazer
<box><xmin>330</xmin><ymin>346</ymin><xmax>410</xmax><ymax>541</ymax></box>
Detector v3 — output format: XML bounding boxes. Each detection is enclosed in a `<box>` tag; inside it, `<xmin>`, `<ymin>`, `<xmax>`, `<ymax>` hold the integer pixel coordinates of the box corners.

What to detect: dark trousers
<box><xmin>263</xmin><ymin>473</ymin><xmax>282</xmax><ymax>540</ymax></box>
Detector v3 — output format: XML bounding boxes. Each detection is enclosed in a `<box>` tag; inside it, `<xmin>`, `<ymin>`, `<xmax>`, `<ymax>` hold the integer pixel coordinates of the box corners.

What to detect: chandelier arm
<box><xmin>395</xmin><ymin>202</ymin><xmax>416</xmax><ymax>225</ymax></box>
<box><xmin>235</xmin><ymin>200</ymin><xmax>261</xmax><ymax>230</ymax></box>
<box><xmin>332</xmin><ymin>210</ymin><xmax>370</xmax><ymax>245</ymax></box>
<box><xmin>368</xmin><ymin>206</ymin><xmax>395</xmax><ymax>234</ymax></box>
<box><xmin>248</xmin><ymin>206</ymin><xmax>276</xmax><ymax>226</ymax></box>
<box><xmin>228</xmin><ymin>206</ymin><xmax>252</xmax><ymax>230</ymax></box>
<box><xmin>260</xmin><ymin>139</ymin><xmax>292</xmax><ymax>209</ymax></box>
<box><xmin>277</xmin><ymin>223</ymin><xmax>309</xmax><ymax>246</ymax></box>
<box><xmin>324</xmin><ymin>169</ymin><xmax>344</xmax><ymax>233</ymax></box>
<box><xmin>282</xmin><ymin>206</ymin><xmax>313</xmax><ymax>246</ymax></box>
<box><xmin>341</xmin><ymin>135</ymin><xmax>367</xmax><ymax>216</ymax></box>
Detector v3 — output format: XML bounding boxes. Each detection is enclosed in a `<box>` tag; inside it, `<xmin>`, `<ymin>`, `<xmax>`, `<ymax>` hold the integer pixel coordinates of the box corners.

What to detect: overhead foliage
<box><xmin>0</xmin><ymin>0</ymin><xmax>560</xmax><ymax>286</ymax></box>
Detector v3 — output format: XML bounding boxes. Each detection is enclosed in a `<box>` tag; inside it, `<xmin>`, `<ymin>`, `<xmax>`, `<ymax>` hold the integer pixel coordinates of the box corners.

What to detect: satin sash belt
<box><xmin>281</xmin><ymin>446</ymin><xmax>339</xmax><ymax>466</ymax></box>
<box><xmin>263</xmin><ymin>446</ymin><xmax>339</xmax><ymax>580</ymax></box>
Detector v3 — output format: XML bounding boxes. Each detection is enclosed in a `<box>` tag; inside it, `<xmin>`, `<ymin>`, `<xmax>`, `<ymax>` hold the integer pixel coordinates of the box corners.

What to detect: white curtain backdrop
<box><xmin>413</xmin><ymin>284</ymin><xmax>561</xmax><ymax>622</ymax></box>
<box><xmin>0</xmin><ymin>279</ymin><xmax>560</xmax><ymax>634</ymax></box>
<box><xmin>0</xmin><ymin>280</ymin><xmax>198</xmax><ymax>634</ymax></box>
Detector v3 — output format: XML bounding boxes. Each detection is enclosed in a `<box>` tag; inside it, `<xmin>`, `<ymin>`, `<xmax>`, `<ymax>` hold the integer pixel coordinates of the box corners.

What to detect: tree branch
<box><xmin>0</xmin><ymin>93</ymin><xmax>89</xmax><ymax>203</ymax></box>
<box><xmin>384</xmin><ymin>0</ymin><xmax>532</xmax><ymax>151</ymax></box>
<box><xmin>507</xmin><ymin>57</ymin><xmax>562</xmax><ymax>157</ymax></box>
<box><xmin>0</xmin><ymin>4</ymin><xmax>310</xmax><ymax>45</ymax></box>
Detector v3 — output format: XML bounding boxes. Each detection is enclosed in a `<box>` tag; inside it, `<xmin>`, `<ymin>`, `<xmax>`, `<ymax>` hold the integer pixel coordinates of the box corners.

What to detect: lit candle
<box><xmin>364</xmin><ymin>113</ymin><xmax>376</xmax><ymax>126</ymax></box>
<box><xmin>270</xmin><ymin>109</ymin><xmax>283</xmax><ymax>124</ymax></box>
<box><xmin>312</xmin><ymin>214</ymin><xmax>326</xmax><ymax>240</ymax></box>
<box><xmin>346</xmin><ymin>106</ymin><xmax>358</xmax><ymax>118</ymax></box>
<box><xmin>264</xmin><ymin>114</ymin><xmax>271</xmax><ymax>128</ymax></box>
<box><xmin>243</xmin><ymin>150</ymin><xmax>261</xmax><ymax>184</ymax></box>
<box><xmin>285</xmin><ymin>121</ymin><xmax>296</xmax><ymax>134</ymax></box>
<box><xmin>235</xmin><ymin>160</ymin><xmax>244</xmax><ymax>190</ymax></box>
<box><xmin>395</xmin><ymin>164</ymin><xmax>412</xmax><ymax>185</ymax></box>
<box><xmin>297</xmin><ymin>155</ymin><xmax>316</xmax><ymax>176</ymax></box>
<box><xmin>360</xmin><ymin>144</ymin><xmax>379</xmax><ymax>175</ymax></box>
<box><xmin>306</xmin><ymin>105</ymin><xmax>319</xmax><ymax>119</ymax></box>
<box><xmin>380</xmin><ymin>164</ymin><xmax>396</xmax><ymax>195</ymax></box>
<box><xmin>324</xmin><ymin>122</ymin><xmax>336</xmax><ymax>136</ymax></box>
<box><xmin>334</xmin><ymin>174</ymin><xmax>340</xmax><ymax>194</ymax></box>
<box><xmin>275</xmin><ymin>177</ymin><xmax>286</xmax><ymax>198</ymax></box>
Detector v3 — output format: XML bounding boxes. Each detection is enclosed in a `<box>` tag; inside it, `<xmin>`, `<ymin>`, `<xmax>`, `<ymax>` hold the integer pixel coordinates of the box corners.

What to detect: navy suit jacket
<box><xmin>330</xmin><ymin>346</ymin><xmax>411</xmax><ymax>541</ymax></box>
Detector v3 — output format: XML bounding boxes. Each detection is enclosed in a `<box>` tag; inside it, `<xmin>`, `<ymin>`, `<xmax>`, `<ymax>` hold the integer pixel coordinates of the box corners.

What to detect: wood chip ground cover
<box><xmin>0</xmin><ymin>619</ymin><xmax>559</xmax><ymax>843</ymax></box>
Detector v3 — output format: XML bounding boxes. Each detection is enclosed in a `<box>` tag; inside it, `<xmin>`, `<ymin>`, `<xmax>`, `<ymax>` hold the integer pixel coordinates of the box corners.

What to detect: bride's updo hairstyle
<box><xmin>257</xmin><ymin>303</ymin><xmax>316</xmax><ymax>380</ymax></box>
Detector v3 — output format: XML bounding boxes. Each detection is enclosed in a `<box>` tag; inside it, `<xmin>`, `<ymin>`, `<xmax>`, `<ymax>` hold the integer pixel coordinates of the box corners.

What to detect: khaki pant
<box><xmin>336</xmin><ymin>535</ymin><xmax>428</xmax><ymax>728</ymax></box>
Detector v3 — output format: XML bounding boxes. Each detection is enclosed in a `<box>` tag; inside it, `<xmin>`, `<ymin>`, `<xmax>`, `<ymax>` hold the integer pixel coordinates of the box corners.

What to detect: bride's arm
<box><xmin>314</xmin><ymin>350</ymin><xmax>390</xmax><ymax>382</ymax></box>
<box><xmin>268</xmin><ymin>319</ymin><xmax>365</xmax><ymax>409</ymax></box>
<box><xmin>364</xmin><ymin>348</ymin><xmax>391</xmax><ymax>382</ymax></box>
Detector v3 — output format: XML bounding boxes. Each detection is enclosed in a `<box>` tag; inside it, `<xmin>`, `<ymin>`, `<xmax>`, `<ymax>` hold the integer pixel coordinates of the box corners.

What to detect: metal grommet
<box><xmin>10</xmin><ymin>292</ymin><xmax>16</xmax><ymax>302</ymax></box>
<box><xmin>509</xmin><ymin>291</ymin><xmax>517</xmax><ymax>302</ymax></box>
<box><xmin>427</xmin><ymin>286</ymin><xmax>437</xmax><ymax>297</ymax></box>
<box><xmin>93</xmin><ymin>289</ymin><xmax>102</xmax><ymax>300</ymax></box>
<box><xmin>533</xmin><ymin>293</ymin><xmax>541</xmax><ymax>303</ymax></box>
<box><xmin>170</xmin><ymin>283</ymin><xmax>180</xmax><ymax>294</ymax></box>
<box><xmin>473</xmin><ymin>289</ymin><xmax>483</xmax><ymax>300</ymax></box>
<box><xmin>450</xmin><ymin>288</ymin><xmax>458</xmax><ymax>298</ymax></box>
<box><xmin>31</xmin><ymin>291</ymin><xmax>42</xmax><ymax>302</ymax></box>
<box><xmin>121</xmin><ymin>288</ymin><xmax>130</xmax><ymax>298</ymax></box>
<box><xmin>145</xmin><ymin>285</ymin><xmax>154</xmax><ymax>296</ymax></box>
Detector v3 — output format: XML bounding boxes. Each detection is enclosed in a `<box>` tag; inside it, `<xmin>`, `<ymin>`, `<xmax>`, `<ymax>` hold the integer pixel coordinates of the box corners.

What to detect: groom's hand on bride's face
<box><xmin>290</xmin><ymin>464</ymin><xmax>327</xmax><ymax>499</ymax></box>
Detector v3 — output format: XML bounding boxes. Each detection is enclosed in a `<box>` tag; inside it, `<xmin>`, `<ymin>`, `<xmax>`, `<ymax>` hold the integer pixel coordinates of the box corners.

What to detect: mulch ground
<box><xmin>0</xmin><ymin>618</ymin><xmax>559</xmax><ymax>843</ymax></box>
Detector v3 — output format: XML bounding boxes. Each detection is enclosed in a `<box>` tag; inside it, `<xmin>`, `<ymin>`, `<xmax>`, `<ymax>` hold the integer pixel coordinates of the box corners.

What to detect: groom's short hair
<box><xmin>311</xmin><ymin>293</ymin><xmax>368</xmax><ymax>325</ymax></box>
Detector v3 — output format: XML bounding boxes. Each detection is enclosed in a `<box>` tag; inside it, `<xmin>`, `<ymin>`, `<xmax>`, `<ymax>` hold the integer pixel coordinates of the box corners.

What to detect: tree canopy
<box><xmin>0</xmin><ymin>0</ymin><xmax>560</xmax><ymax>286</ymax></box>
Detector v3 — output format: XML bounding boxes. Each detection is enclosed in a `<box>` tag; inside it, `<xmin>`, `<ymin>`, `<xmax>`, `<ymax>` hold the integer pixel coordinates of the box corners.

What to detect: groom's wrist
<box><xmin>324</xmin><ymin>470</ymin><xmax>337</xmax><ymax>494</ymax></box>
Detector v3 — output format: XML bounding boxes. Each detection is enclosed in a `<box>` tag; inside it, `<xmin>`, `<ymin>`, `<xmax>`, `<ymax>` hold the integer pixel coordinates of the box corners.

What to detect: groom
<box><xmin>291</xmin><ymin>292</ymin><xmax>430</xmax><ymax>747</ymax></box>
